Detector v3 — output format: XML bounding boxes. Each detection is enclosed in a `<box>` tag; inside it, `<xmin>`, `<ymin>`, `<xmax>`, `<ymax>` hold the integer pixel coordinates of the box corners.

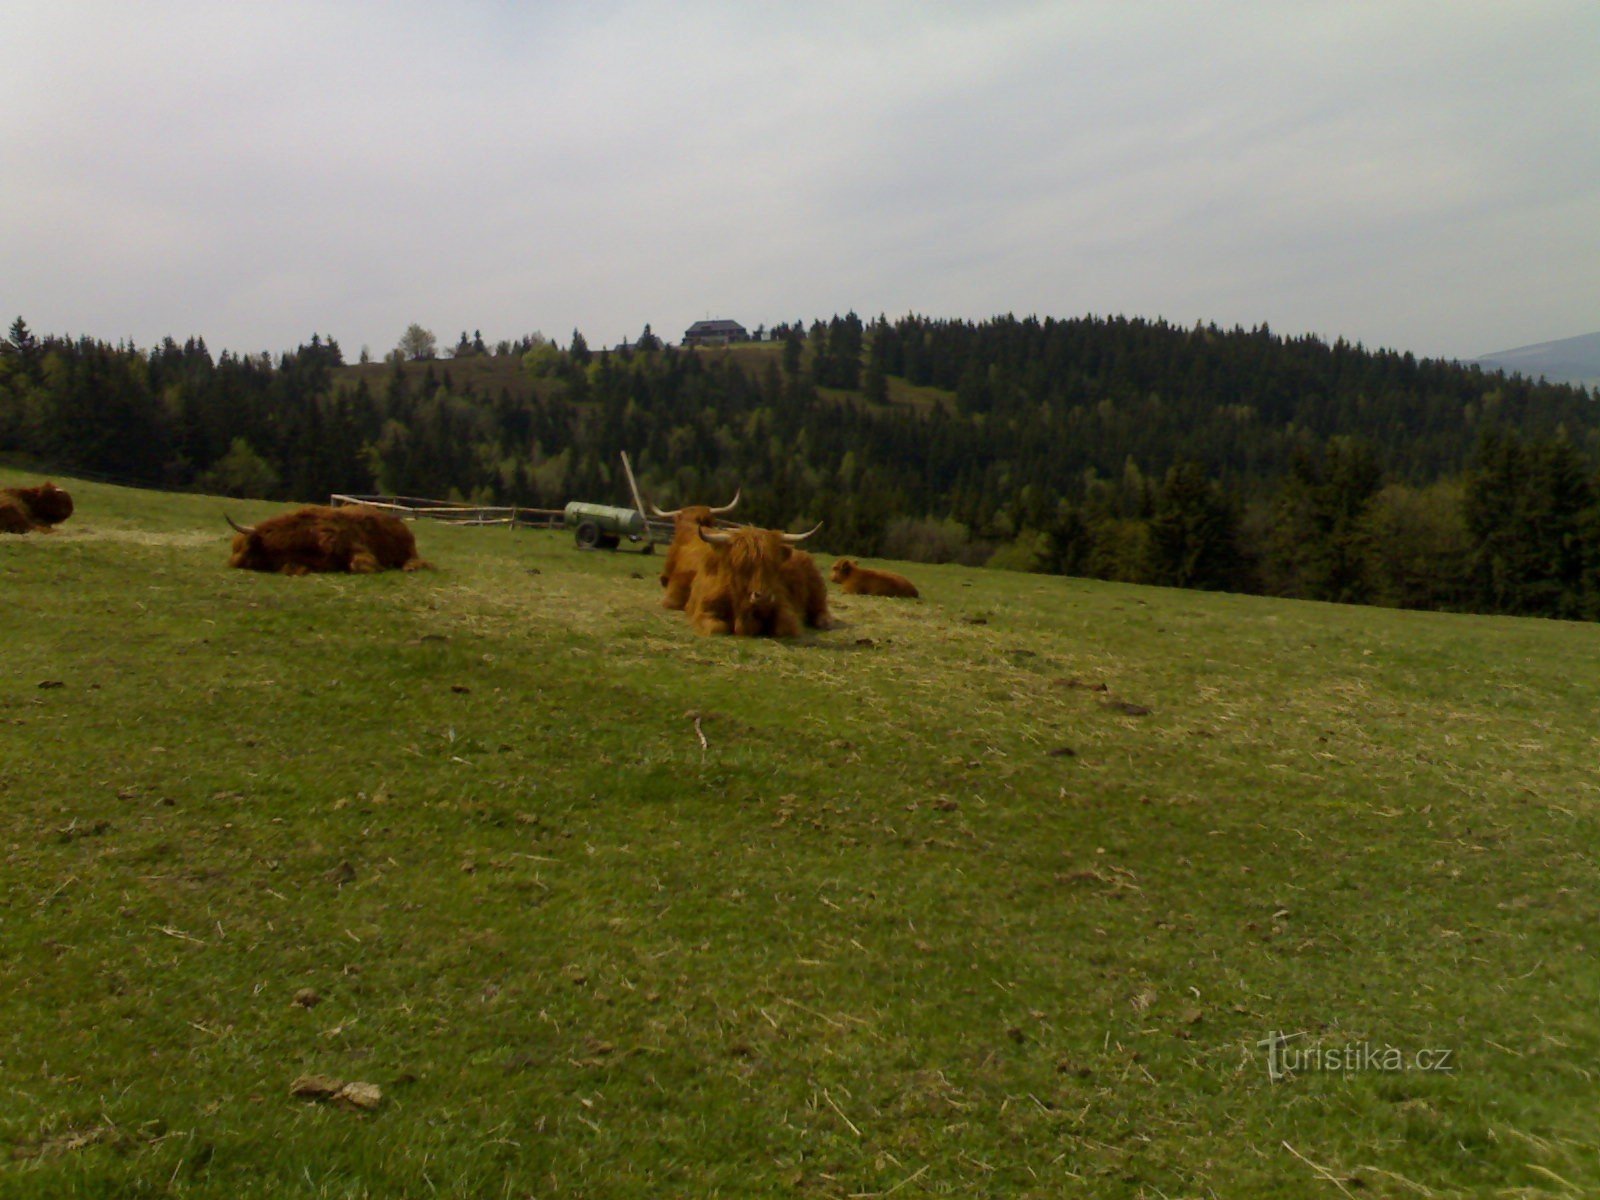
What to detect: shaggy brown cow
<box><xmin>226</xmin><ymin>505</ymin><xmax>431</xmax><ymax>575</ymax></box>
<box><xmin>652</xmin><ymin>489</ymin><xmax>740</xmax><ymax>610</ymax></box>
<box><xmin>0</xmin><ymin>481</ymin><xmax>74</xmax><ymax>534</ymax></box>
<box><xmin>830</xmin><ymin>558</ymin><xmax>919</xmax><ymax>598</ymax></box>
<box><xmin>686</xmin><ymin>524</ymin><xmax>830</xmax><ymax>637</ymax></box>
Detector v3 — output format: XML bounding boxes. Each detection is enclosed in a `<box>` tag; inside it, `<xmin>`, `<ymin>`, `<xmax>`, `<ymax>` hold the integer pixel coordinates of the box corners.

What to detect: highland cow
<box><xmin>651</xmin><ymin>489</ymin><xmax>740</xmax><ymax>610</ymax></box>
<box><xmin>685</xmin><ymin>524</ymin><xmax>830</xmax><ymax>637</ymax></box>
<box><xmin>830</xmin><ymin>558</ymin><xmax>919</xmax><ymax>598</ymax></box>
<box><xmin>226</xmin><ymin>504</ymin><xmax>430</xmax><ymax>575</ymax></box>
<box><xmin>0</xmin><ymin>481</ymin><xmax>74</xmax><ymax>534</ymax></box>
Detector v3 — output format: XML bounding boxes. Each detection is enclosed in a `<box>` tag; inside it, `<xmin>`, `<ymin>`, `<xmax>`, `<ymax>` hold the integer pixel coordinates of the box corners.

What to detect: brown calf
<box><xmin>829</xmin><ymin>558</ymin><xmax>919</xmax><ymax>598</ymax></box>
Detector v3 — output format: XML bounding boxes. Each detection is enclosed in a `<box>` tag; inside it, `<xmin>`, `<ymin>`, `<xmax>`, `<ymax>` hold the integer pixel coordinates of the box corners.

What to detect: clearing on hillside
<box><xmin>3</xmin><ymin>470</ymin><xmax>1598</xmax><ymax>1198</ymax></box>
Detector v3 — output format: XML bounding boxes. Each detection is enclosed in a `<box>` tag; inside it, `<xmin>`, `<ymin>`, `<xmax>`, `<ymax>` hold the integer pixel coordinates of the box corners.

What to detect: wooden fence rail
<box><xmin>329</xmin><ymin>493</ymin><xmax>565</xmax><ymax>529</ymax></box>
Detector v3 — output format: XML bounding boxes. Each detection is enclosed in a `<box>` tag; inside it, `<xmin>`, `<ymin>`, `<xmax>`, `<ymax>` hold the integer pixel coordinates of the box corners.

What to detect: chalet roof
<box><xmin>685</xmin><ymin>319</ymin><xmax>747</xmax><ymax>335</ymax></box>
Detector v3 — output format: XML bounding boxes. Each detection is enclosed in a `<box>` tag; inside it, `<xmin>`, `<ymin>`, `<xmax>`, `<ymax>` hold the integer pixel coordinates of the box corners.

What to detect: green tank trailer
<box><xmin>562</xmin><ymin>500</ymin><xmax>669</xmax><ymax>551</ymax></box>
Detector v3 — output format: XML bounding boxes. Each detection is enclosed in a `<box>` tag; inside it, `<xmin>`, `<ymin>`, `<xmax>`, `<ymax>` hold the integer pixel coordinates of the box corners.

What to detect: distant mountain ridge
<box><xmin>1473</xmin><ymin>331</ymin><xmax>1600</xmax><ymax>388</ymax></box>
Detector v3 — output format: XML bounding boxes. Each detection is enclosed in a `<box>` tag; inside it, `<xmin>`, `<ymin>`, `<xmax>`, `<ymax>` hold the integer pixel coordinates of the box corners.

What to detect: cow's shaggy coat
<box><xmin>653</xmin><ymin>490</ymin><xmax>740</xmax><ymax>610</ymax></box>
<box><xmin>0</xmin><ymin>482</ymin><xmax>74</xmax><ymax>534</ymax></box>
<box><xmin>227</xmin><ymin>505</ymin><xmax>430</xmax><ymax>574</ymax></box>
<box><xmin>658</xmin><ymin>506</ymin><xmax>720</xmax><ymax>610</ymax></box>
<box><xmin>830</xmin><ymin>558</ymin><xmax>919</xmax><ymax>598</ymax></box>
<box><xmin>686</xmin><ymin>527</ymin><xmax>831</xmax><ymax>637</ymax></box>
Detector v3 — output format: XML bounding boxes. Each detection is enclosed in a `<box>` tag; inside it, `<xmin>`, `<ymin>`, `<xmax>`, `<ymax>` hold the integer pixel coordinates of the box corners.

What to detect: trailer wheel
<box><xmin>575</xmin><ymin>521</ymin><xmax>602</xmax><ymax>549</ymax></box>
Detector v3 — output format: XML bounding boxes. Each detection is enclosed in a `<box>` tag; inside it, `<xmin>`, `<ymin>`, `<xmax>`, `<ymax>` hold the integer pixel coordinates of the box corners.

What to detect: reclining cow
<box><xmin>685</xmin><ymin>524</ymin><xmax>831</xmax><ymax>637</ymax></box>
<box><xmin>651</xmin><ymin>489</ymin><xmax>740</xmax><ymax>610</ymax></box>
<box><xmin>0</xmin><ymin>481</ymin><xmax>74</xmax><ymax>534</ymax></box>
<box><xmin>830</xmin><ymin>558</ymin><xmax>919</xmax><ymax>598</ymax></box>
<box><xmin>226</xmin><ymin>504</ymin><xmax>431</xmax><ymax>574</ymax></box>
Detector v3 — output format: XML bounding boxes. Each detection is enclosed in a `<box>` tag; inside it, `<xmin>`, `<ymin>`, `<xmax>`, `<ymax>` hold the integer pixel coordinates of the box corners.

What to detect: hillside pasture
<box><xmin>3</xmin><ymin>472</ymin><xmax>1599</xmax><ymax>1197</ymax></box>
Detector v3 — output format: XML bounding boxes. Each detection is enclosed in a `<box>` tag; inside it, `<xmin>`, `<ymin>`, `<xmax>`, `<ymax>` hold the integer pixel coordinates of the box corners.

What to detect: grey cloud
<box><xmin>2</xmin><ymin>2</ymin><xmax>1596</xmax><ymax>359</ymax></box>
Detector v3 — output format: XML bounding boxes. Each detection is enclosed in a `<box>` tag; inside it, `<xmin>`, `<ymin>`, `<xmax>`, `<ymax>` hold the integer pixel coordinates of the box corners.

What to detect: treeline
<box><xmin>2</xmin><ymin>313</ymin><xmax>1598</xmax><ymax>620</ymax></box>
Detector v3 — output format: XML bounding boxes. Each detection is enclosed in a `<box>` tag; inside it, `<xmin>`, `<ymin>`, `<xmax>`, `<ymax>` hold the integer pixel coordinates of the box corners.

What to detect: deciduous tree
<box><xmin>398</xmin><ymin>324</ymin><xmax>437</xmax><ymax>361</ymax></box>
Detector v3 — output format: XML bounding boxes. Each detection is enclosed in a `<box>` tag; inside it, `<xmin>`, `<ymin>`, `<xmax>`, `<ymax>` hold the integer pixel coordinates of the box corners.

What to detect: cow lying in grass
<box><xmin>0</xmin><ymin>481</ymin><xmax>74</xmax><ymax>534</ymax></box>
<box><xmin>830</xmin><ymin>558</ymin><xmax>919</xmax><ymax>598</ymax></box>
<box><xmin>226</xmin><ymin>505</ymin><xmax>431</xmax><ymax>574</ymax></box>
<box><xmin>686</xmin><ymin>524</ymin><xmax>830</xmax><ymax>637</ymax></box>
<box><xmin>652</xmin><ymin>490</ymin><xmax>741</xmax><ymax>611</ymax></box>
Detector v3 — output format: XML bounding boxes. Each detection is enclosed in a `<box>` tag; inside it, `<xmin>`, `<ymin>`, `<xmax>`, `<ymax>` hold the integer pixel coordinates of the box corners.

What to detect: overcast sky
<box><xmin>4</xmin><ymin>1</ymin><xmax>1596</xmax><ymax>363</ymax></box>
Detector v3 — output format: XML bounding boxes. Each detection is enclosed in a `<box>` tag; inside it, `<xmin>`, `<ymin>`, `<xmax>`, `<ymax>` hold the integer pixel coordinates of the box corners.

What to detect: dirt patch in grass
<box><xmin>40</xmin><ymin>528</ymin><xmax>220</xmax><ymax>549</ymax></box>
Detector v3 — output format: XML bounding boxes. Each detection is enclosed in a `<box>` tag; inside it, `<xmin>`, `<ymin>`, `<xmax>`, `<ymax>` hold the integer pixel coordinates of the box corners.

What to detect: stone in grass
<box><xmin>289</xmin><ymin>1075</ymin><xmax>382</xmax><ymax>1110</ymax></box>
<box><xmin>333</xmin><ymin>1082</ymin><xmax>383</xmax><ymax>1111</ymax></box>
<box><xmin>289</xmin><ymin>1075</ymin><xmax>342</xmax><ymax>1100</ymax></box>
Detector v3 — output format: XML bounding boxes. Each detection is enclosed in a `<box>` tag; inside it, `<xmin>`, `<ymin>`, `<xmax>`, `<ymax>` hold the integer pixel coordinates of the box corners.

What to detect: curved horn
<box><xmin>696</xmin><ymin>525</ymin><xmax>734</xmax><ymax>545</ymax></box>
<box><xmin>709</xmin><ymin>487</ymin><xmax>741</xmax><ymax>515</ymax></box>
<box><xmin>649</xmin><ymin>502</ymin><xmax>681</xmax><ymax>518</ymax></box>
<box><xmin>224</xmin><ymin>514</ymin><xmax>257</xmax><ymax>536</ymax></box>
<box><xmin>781</xmin><ymin>521</ymin><xmax>823</xmax><ymax>544</ymax></box>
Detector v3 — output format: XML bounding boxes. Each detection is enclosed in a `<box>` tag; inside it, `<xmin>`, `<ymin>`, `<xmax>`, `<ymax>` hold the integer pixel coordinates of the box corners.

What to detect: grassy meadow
<box><xmin>3</xmin><ymin>470</ymin><xmax>1599</xmax><ymax>1198</ymax></box>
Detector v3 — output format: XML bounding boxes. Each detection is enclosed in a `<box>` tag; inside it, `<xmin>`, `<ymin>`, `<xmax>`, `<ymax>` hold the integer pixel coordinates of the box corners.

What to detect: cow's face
<box><xmin>699</xmin><ymin>526</ymin><xmax>794</xmax><ymax>615</ymax></box>
<box><xmin>691</xmin><ymin>521</ymin><xmax>821</xmax><ymax>637</ymax></box>
<box><xmin>228</xmin><ymin>530</ymin><xmax>270</xmax><ymax>571</ymax></box>
<box><xmin>27</xmin><ymin>482</ymin><xmax>73</xmax><ymax>525</ymax></box>
<box><xmin>225</xmin><ymin>514</ymin><xmax>280</xmax><ymax>571</ymax></box>
<box><xmin>673</xmin><ymin>506</ymin><xmax>717</xmax><ymax>532</ymax></box>
<box><xmin>829</xmin><ymin>559</ymin><xmax>854</xmax><ymax>583</ymax></box>
<box><xmin>727</xmin><ymin>528</ymin><xmax>792</xmax><ymax>607</ymax></box>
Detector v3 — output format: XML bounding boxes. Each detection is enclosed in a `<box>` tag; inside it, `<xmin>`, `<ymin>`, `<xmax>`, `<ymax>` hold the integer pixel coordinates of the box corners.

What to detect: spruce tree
<box><xmin>1148</xmin><ymin>462</ymin><xmax>1244</xmax><ymax>590</ymax></box>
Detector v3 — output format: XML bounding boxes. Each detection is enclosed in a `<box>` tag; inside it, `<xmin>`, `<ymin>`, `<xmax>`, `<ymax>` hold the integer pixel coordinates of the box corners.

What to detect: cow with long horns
<box><xmin>830</xmin><ymin>558</ymin><xmax>920</xmax><ymax>598</ymax></box>
<box><xmin>226</xmin><ymin>504</ymin><xmax>431</xmax><ymax>575</ymax></box>
<box><xmin>685</xmin><ymin>523</ymin><xmax>830</xmax><ymax>637</ymax></box>
<box><xmin>651</xmin><ymin>489</ymin><xmax>741</xmax><ymax>610</ymax></box>
<box><xmin>0</xmin><ymin>481</ymin><xmax>74</xmax><ymax>534</ymax></box>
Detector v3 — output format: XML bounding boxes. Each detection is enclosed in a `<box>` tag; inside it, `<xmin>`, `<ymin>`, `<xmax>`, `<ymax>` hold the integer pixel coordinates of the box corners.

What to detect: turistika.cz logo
<box><xmin>1256</xmin><ymin>1031</ymin><xmax>1456</xmax><ymax>1081</ymax></box>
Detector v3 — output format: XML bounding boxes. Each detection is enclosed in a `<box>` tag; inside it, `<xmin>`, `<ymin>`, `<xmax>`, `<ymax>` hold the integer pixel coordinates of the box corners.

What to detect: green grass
<box><xmin>3</xmin><ymin>471</ymin><xmax>1599</xmax><ymax>1198</ymax></box>
<box><xmin>697</xmin><ymin>341</ymin><xmax>786</xmax><ymax>368</ymax></box>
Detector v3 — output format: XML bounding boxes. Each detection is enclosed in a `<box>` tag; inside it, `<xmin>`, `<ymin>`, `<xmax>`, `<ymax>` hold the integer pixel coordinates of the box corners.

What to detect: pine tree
<box><xmin>1269</xmin><ymin>440</ymin><xmax>1382</xmax><ymax>602</ymax></box>
<box><xmin>1465</xmin><ymin>428</ymin><xmax>1595</xmax><ymax>616</ymax></box>
<box><xmin>1148</xmin><ymin>461</ymin><xmax>1244</xmax><ymax>590</ymax></box>
<box><xmin>6</xmin><ymin>316</ymin><xmax>37</xmax><ymax>358</ymax></box>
